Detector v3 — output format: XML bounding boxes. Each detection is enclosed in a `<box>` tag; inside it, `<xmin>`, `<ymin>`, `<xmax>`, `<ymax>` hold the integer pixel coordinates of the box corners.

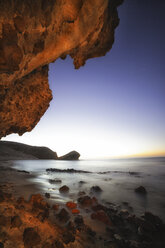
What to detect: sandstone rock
<box><xmin>78</xmin><ymin>195</ymin><xmax>97</xmax><ymax>207</ymax></box>
<box><xmin>42</xmin><ymin>242</ymin><xmax>52</xmax><ymax>248</ymax></box>
<box><xmin>52</xmin><ymin>204</ymin><xmax>59</xmax><ymax>212</ymax></box>
<box><xmin>72</xmin><ymin>209</ymin><xmax>80</xmax><ymax>214</ymax></box>
<box><xmin>59</xmin><ymin>185</ymin><xmax>69</xmax><ymax>193</ymax></box>
<box><xmin>0</xmin><ymin>231</ymin><xmax>7</xmax><ymax>242</ymax></box>
<box><xmin>0</xmin><ymin>0</ymin><xmax>123</xmax><ymax>138</ymax></box>
<box><xmin>0</xmin><ymin>215</ymin><xmax>9</xmax><ymax>227</ymax></box>
<box><xmin>62</xmin><ymin>232</ymin><xmax>75</xmax><ymax>244</ymax></box>
<box><xmin>37</xmin><ymin>210</ymin><xmax>49</xmax><ymax>222</ymax></box>
<box><xmin>66</xmin><ymin>201</ymin><xmax>77</xmax><ymax>209</ymax></box>
<box><xmin>74</xmin><ymin>215</ymin><xmax>84</xmax><ymax>226</ymax></box>
<box><xmin>29</xmin><ymin>194</ymin><xmax>50</xmax><ymax>210</ymax></box>
<box><xmin>91</xmin><ymin>210</ymin><xmax>111</xmax><ymax>225</ymax></box>
<box><xmin>52</xmin><ymin>239</ymin><xmax>64</xmax><ymax>248</ymax></box>
<box><xmin>66</xmin><ymin>221</ymin><xmax>76</xmax><ymax>234</ymax></box>
<box><xmin>92</xmin><ymin>204</ymin><xmax>106</xmax><ymax>212</ymax></box>
<box><xmin>23</xmin><ymin>228</ymin><xmax>41</xmax><ymax>248</ymax></box>
<box><xmin>86</xmin><ymin>227</ymin><xmax>96</xmax><ymax>237</ymax></box>
<box><xmin>57</xmin><ymin>208</ymin><xmax>70</xmax><ymax>223</ymax></box>
<box><xmin>11</xmin><ymin>215</ymin><xmax>22</xmax><ymax>228</ymax></box>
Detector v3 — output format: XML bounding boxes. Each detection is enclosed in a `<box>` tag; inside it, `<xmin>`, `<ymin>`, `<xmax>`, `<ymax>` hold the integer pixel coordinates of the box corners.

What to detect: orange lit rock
<box><xmin>29</xmin><ymin>194</ymin><xmax>50</xmax><ymax>210</ymax></box>
<box><xmin>0</xmin><ymin>0</ymin><xmax>123</xmax><ymax>138</ymax></box>
<box><xmin>66</xmin><ymin>201</ymin><xmax>77</xmax><ymax>209</ymax></box>
<box><xmin>72</xmin><ymin>209</ymin><xmax>80</xmax><ymax>214</ymax></box>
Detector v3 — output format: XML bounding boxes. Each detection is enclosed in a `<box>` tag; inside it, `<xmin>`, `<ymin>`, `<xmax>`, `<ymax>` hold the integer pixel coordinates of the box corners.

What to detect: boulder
<box><xmin>91</xmin><ymin>210</ymin><xmax>111</xmax><ymax>225</ymax></box>
<box><xmin>58</xmin><ymin>151</ymin><xmax>80</xmax><ymax>160</ymax></box>
<box><xmin>52</xmin><ymin>204</ymin><xmax>59</xmax><ymax>212</ymax></box>
<box><xmin>23</xmin><ymin>228</ymin><xmax>41</xmax><ymax>248</ymax></box>
<box><xmin>90</xmin><ymin>186</ymin><xmax>102</xmax><ymax>193</ymax></box>
<box><xmin>45</xmin><ymin>193</ymin><xmax>50</xmax><ymax>198</ymax></box>
<box><xmin>72</xmin><ymin>209</ymin><xmax>80</xmax><ymax>214</ymax></box>
<box><xmin>59</xmin><ymin>185</ymin><xmax>69</xmax><ymax>193</ymax></box>
<box><xmin>62</xmin><ymin>232</ymin><xmax>75</xmax><ymax>244</ymax></box>
<box><xmin>57</xmin><ymin>208</ymin><xmax>70</xmax><ymax>223</ymax></box>
<box><xmin>66</xmin><ymin>201</ymin><xmax>77</xmax><ymax>209</ymax></box>
<box><xmin>29</xmin><ymin>194</ymin><xmax>50</xmax><ymax>210</ymax></box>
<box><xmin>78</xmin><ymin>195</ymin><xmax>97</xmax><ymax>207</ymax></box>
<box><xmin>135</xmin><ymin>186</ymin><xmax>147</xmax><ymax>195</ymax></box>
<box><xmin>74</xmin><ymin>215</ymin><xmax>84</xmax><ymax>226</ymax></box>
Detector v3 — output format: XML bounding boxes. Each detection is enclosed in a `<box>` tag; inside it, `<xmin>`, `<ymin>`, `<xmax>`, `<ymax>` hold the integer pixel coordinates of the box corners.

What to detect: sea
<box><xmin>12</xmin><ymin>157</ymin><xmax>165</xmax><ymax>221</ymax></box>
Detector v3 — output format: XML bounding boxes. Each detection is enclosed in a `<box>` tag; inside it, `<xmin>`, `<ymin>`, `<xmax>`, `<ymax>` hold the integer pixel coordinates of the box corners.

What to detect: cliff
<box><xmin>0</xmin><ymin>0</ymin><xmax>123</xmax><ymax>138</ymax></box>
<box><xmin>0</xmin><ymin>140</ymin><xmax>80</xmax><ymax>160</ymax></box>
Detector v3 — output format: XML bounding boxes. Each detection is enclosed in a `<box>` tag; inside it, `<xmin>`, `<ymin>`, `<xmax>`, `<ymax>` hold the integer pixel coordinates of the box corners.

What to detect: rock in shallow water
<box><xmin>78</xmin><ymin>195</ymin><xmax>97</xmax><ymax>207</ymax></box>
<box><xmin>59</xmin><ymin>185</ymin><xmax>70</xmax><ymax>193</ymax></box>
<box><xmin>135</xmin><ymin>186</ymin><xmax>147</xmax><ymax>195</ymax></box>
<box><xmin>90</xmin><ymin>186</ymin><xmax>103</xmax><ymax>193</ymax></box>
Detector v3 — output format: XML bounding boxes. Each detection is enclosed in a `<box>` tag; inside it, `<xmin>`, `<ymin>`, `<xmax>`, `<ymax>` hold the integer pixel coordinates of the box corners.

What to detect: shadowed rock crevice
<box><xmin>0</xmin><ymin>0</ymin><xmax>123</xmax><ymax>138</ymax></box>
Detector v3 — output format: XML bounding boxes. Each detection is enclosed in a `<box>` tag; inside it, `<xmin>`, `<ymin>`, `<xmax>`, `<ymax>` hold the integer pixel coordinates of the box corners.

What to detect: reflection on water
<box><xmin>12</xmin><ymin>157</ymin><xmax>165</xmax><ymax>220</ymax></box>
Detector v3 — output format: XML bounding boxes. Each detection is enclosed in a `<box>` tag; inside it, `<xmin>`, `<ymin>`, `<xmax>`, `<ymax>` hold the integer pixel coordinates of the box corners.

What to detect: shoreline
<box><xmin>0</xmin><ymin>160</ymin><xmax>165</xmax><ymax>247</ymax></box>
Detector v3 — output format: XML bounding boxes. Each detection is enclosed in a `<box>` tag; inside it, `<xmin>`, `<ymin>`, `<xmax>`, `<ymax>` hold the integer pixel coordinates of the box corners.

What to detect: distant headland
<box><xmin>0</xmin><ymin>141</ymin><xmax>80</xmax><ymax>161</ymax></box>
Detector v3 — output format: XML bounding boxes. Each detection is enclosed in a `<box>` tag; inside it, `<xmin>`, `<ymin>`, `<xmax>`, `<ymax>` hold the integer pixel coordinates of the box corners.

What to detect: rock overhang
<box><xmin>0</xmin><ymin>0</ymin><xmax>124</xmax><ymax>138</ymax></box>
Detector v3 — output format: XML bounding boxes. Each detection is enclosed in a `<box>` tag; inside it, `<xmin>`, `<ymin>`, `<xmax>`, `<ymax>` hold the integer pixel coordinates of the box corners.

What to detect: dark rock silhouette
<box><xmin>58</xmin><ymin>151</ymin><xmax>80</xmax><ymax>160</ymax></box>
<box><xmin>59</xmin><ymin>185</ymin><xmax>70</xmax><ymax>193</ymax></box>
<box><xmin>135</xmin><ymin>186</ymin><xmax>147</xmax><ymax>195</ymax></box>
<box><xmin>23</xmin><ymin>228</ymin><xmax>41</xmax><ymax>248</ymax></box>
<box><xmin>0</xmin><ymin>141</ymin><xmax>80</xmax><ymax>160</ymax></box>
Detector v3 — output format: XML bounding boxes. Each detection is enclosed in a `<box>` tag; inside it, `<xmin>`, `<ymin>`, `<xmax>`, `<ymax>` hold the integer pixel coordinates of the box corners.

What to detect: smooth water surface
<box><xmin>12</xmin><ymin>157</ymin><xmax>165</xmax><ymax>220</ymax></box>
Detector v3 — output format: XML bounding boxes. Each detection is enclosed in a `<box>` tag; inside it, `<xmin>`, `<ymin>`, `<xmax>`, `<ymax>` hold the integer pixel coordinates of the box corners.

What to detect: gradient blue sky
<box><xmin>3</xmin><ymin>0</ymin><xmax>165</xmax><ymax>158</ymax></box>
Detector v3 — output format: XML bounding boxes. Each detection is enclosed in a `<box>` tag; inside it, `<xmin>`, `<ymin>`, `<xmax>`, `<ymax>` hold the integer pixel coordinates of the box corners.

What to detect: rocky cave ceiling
<box><xmin>0</xmin><ymin>0</ymin><xmax>123</xmax><ymax>138</ymax></box>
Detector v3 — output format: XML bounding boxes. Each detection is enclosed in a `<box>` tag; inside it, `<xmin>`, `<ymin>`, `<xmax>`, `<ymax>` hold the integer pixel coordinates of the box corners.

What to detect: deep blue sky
<box><xmin>4</xmin><ymin>0</ymin><xmax>165</xmax><ymax>158</ymax></box>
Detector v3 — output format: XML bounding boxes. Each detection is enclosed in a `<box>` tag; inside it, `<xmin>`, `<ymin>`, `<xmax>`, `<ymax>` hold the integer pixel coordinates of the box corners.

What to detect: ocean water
<box><xmin>12</xmin><ymin>157</ymin><xmax>165</xmax><ymax>221</ymax></box>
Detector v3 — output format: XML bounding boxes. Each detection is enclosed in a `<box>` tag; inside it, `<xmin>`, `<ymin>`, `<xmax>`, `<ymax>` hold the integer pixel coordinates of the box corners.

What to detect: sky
<box><xmin>3</xmin><ymin>0</ymin><xmax>165</xmax><ymax>159</ymax></box>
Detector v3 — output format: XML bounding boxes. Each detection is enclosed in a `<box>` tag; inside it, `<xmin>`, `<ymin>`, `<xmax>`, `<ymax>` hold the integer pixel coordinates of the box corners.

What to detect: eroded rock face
<box><xmin>0</xmin><ymin>0</ymin><xmax>123</xmax><ymax>138</ymax></box>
